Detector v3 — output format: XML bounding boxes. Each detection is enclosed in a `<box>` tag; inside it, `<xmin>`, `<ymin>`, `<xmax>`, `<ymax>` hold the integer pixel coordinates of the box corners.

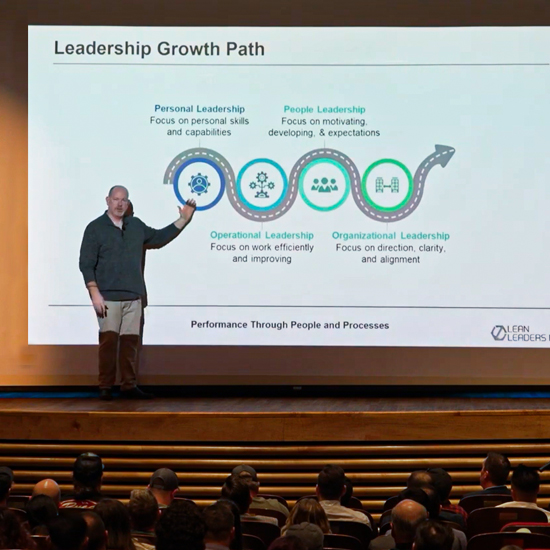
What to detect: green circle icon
<box><xmin>361</xmin><ymin>158</ymin><xmax>413</xmax><ymax>212</ymax></box>
<box><xmin>298</xmin><ymin>158</ymin><xmax>351</xmax><ymax>211</ymax></box>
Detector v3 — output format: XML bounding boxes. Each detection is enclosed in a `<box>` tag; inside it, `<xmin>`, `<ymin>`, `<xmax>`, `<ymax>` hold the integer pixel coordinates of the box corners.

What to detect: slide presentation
<box><xmin>28</xmin><ymin>26</ymin><xmax>550</xmax><ymax>348</ymax></box>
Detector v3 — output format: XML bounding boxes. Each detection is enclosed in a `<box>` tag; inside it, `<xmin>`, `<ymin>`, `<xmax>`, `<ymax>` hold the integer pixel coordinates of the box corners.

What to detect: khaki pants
<box><xmin>97</xmin><ymin>299</ymin><xmax>142</xmax><ymax>390</ymax></box>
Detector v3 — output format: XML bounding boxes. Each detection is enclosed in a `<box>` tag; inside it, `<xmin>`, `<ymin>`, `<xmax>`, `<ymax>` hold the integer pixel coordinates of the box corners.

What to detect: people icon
<box><xmin>312</xmin><ymin>177</ymin><xmax>338</xmax><ymax>193</ymax></box>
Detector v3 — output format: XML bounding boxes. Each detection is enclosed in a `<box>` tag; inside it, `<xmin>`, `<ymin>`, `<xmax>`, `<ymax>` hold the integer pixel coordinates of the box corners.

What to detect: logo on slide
<box><xmin>491</xmin><ymin>326</ymin><xmax>507</xmax><ymax>341</ymax></box>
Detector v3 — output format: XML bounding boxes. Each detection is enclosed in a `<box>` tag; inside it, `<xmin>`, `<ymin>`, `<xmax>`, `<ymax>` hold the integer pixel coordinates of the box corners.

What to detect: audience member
<box><xmin>407</xmin><ymin>472</ymin><xmax>433</xmax><ymax>490</ymax></box>
<box><xmin>222</xmin><ymin>475</ymin><xmax>278</xmax><ymax>525</ymax></box>
<box><xmin>33</xmin><ymin>478</ymin><xmax>62</xmax><ymax>506</ymax></box>
<box><xmin>48</xmin><ymin>512</ymin><xmax>88</xmax><ymax>550</ymax></box>
<box><xmin>341</xmin><ymin>476</ymin><xmax>354</xmax><ymax>508</ymax></box>
<box><xmin>0</xmin><ymin>467</ymin><xmax>13</xmax><ymax>507</ymax></box>
<box><xmin>218</xmin><ymin>499</ymin><xmax>243</xmax><ymax>550</ymax></box>
<box><xmin>500</xmin><ymin>547</ymin><xmax>523</xmax><ymax>550</ymax></box>
<box><xmin>232</xmin><ymin>464</ymin><xmax>290</xmax><ymax>518</ymax></box>
<box><xmin>427</xmin><ymin>469</ymin><xmax>467</xmax><ymax>526</ymax></box>
<box><xmin>60</xmin><ymin>453</ymin><xmax>104</xmax><ymax>509</ymax></box>
<box><xmin>95</xmin><ymin>498</ymin><xmax>136</xmax><ymax>550</ymax></box>
<box><xmin>82</xmin><ymin>511</ymin><xmax>108</xmax><ymax>550</ymax></box>
<box><xmin>268</xmin><ymin>536</ymin><xmax>307</xmax><ymax>550</ymax></box>
<box><xmin>282</xmin><ymin>498</ymin><xmax>331</xmax><ymax>535</ymax></box>
<box><xmin>413</xmin><ymin>520</ymin><xmax>454</xmax><ymax>550</ymax></box>
<box><xmin>148</xmin><ymin>468</ymin><xmax>179</xmax><ymax>509</ymax></box>
<box><xmin>464</xmin><ymin>453</ymin><xmax>511</xmax><ymax>497</ymax></box>
<box><xmin>155</xmin><ymin>499</ymin><xmax>206</xmax><ymax>550</ymax></box>
<box><xmin>25</xmin><ymin>494</ymin><xmax>59</xmax><ymax>534</ymax></box>
<box><xmin>391</xmin><ymin>500</ymin><xmax>429</xmax><ymax>550</ymax></box>
<box><xmin>316</xmin><ymin>465</ymin><xmax>372</xmax><ymax>528</ymax></box>
<box><xmin>0</xmin><ymin>508</ymin><xmax>35</xmax><ymax>549</ymax></box>
<box><xmin>285</xmin><ymin>523</ymin><xmax>324</xmax><ymax>550</ymax></box>
<box><xmin>496</xmin><ymin>464</ymin><xmax>550</xmax><ymax>520</ymax></box>
<box><xmin>204</xmin><ymin>501</ymin><xmax>236</xmax><ymax>550</ymax></box>
<box><xmin>128</xmin><ymin>489</ymin><xmax>158</xmax><ymax>550</ymax></box>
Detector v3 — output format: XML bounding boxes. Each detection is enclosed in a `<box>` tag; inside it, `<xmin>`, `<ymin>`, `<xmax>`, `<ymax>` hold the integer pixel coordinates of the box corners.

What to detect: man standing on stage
<box><xmin>79</xmin><ymin>186</ymin><xmax>196</xmax><ymax>400</ymax></box>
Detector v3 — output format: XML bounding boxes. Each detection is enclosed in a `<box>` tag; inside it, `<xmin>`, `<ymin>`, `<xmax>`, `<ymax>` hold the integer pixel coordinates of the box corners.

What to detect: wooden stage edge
<box><xmin>0</xmin><ymin>397</ymin><xmax>549</xmax><ymax>442</ymax></box>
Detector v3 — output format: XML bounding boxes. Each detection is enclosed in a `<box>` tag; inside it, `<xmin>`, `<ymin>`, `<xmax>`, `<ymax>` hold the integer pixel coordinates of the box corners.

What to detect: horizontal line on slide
<box><xmin>51</xmin><ymin>62</ymin><xmax>550</xmax><ymax>67</ymax></box>
<box><xmin>48</xmin><ymin>304</ymin><xmax>550</xmax><ymax>310</ymax></box>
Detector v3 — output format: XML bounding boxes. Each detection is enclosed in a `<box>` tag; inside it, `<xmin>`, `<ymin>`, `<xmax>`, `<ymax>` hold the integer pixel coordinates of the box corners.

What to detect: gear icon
<box><xmin>257</xmin><ymin>172</ymin><xmax>269</xmax><ymax>184</ymax></box>
<box><xmin>188</xmin><ymin>173</ymin><xmax>210</xmax><ymax>196</ymax></box>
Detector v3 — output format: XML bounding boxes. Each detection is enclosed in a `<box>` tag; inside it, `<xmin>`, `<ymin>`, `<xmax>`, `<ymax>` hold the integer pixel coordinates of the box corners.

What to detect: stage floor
<box><xmin>0</xmin><ymin>397</ymin><xmax>549</xmax><ymax>442</ymax></box>
<box><xmin>0</xmin><ymin>396</ymin><xmax>549</xmax><ymax>412</ymax></box>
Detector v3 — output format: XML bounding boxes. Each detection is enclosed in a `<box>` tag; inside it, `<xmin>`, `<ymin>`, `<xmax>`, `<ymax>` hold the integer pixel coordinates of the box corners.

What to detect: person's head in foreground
<box><xmin>221</xmin><ymin>475</ymin><xmax>252</xmax><ymax>515</ymax></box>
<box><xmin>106</xmin><ymin>185</ymin><xmax>129</xmax><ymax>220</ymax></box>
<box><xmin>412</xmin><ymin>520</ymin><xmax>453</xmax><ymax>550</ymax></box>
<box><xmin>316</xmin><ymin>464</ymin><xmax>346</xmax><ymax>502</ymax></box>
<box><xmin>155</xmin><ymin>499</ymin><xmax>206</xmax><ymax>550</ymax></box>
<box><xmin>33</xmin><ymin>478</ymin><xmax>62</xmax><ymax>506</ymax></box>
<box><xmin>481</xmin><ymin>452</ymin><xmax>511</xmax><ymax>489</ymax></box>
<box><xmin>82</xmin><ymin>511</ymin><xmax>108</xmax><ymax>550</ymax></box>
<box><xmin>148</xmin><ymin>468</ymin><xmax>179</xmax><ymax>507</ymax></box>
<box><xmin>391</xmin><ymin>499</ymin><xmax>428</xmax><ymax>548</ymax></box>
<box><xmin>94</xmin><ymin>498</ymin><xmax>135</xmax><ymax>550</ymax></box>
<box><xmin>128</xmin><ymin>489</ymin><xmax>159</xmax><ymax>533</ymax></box>
<box><xmin>232</xmin><ymin>465</ymin><xmax>260</xmax><ymax>498</ymax></box>
<box><xmin>0</xmin><ymin>466</ymin><xmax>13</xmax><ymax>506</ymax></box>
<box><xmin>510</xmin><ymin>464</ymin><xmax>540</xmax><ymax>503</ymax></box>
<box><xmin>427</xmin><ymin>469</ymin><xmax>453</xmax><ymax>505</ymax></box>
<box><xmin>284</xmin><ymin>498</ymin><xmax>330</xmax><ymax>534</ymax></box>
<box><xmin>26</xmin><ymin>494</ymin><xmax>59</xmax><ymax>533</ymax></box>
<box><xmin>268</xmin><ymin>536</ymin><xmax>307</xmax><ymax>550</ymax></box>
<box><xmin>203</xmin><ymin>500</ymin><xmax>236</xmax><ymax>549</ymax></box>
<box><xmin>285</xmin><ymin>523</ymin><xmax>324</xmax><ymax>550</ymax></box>
<box><xmin>48</xmin><ymin>512</ymin><xmax>89</xmax><ymax>550</ymax></box>
<box><xmin>217</xmin><ymin>498</ymin><xmax>243</xmax><ymax>550</ymax></box>
<box><xmin>0</xmin><ymin>508</ymin><xmax>35</xmax><ymax>549</ymax></box>
<box><xmin>73</xmin><ymin>453</ymin><xmax>103</xmax><ymax>497</ymax></box>
<box><xmin>407</xmin><ymin>471</ymin><xmax>433</xmax><ymax>491</ymax></box>
<box><xmin>479</xmin><ymin>453</ymin><xmax>512</xmax><ymax>489</ymax></box>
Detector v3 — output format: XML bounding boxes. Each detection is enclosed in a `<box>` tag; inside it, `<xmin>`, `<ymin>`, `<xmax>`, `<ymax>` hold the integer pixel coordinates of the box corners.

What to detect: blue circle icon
<box><xmin>173</xmin><ymin>158</ymin><xmax>225</xmax><ymax>211</ymax></box>
<box><xmin>236</xmin><ymin>158</ymin><xmax>288</xmax><ymax>212</ymax></box>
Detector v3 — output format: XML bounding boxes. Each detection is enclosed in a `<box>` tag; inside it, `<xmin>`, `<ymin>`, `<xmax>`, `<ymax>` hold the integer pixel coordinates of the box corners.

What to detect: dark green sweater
<box><xmin>79</xmin><ymin>212</ymin><xmax>180</xmax><ymax>301</ymax></box>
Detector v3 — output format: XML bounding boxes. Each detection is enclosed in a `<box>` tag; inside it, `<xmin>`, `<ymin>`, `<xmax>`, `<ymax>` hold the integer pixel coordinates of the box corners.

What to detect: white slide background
<box><xmin>29</xmin><ymin>26</ymin><xmax>550</xmax><ymax>346</ymax></box>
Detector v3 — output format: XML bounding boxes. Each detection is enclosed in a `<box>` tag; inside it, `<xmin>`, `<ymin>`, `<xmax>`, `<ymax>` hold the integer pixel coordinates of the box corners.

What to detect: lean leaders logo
<box><xmin>491</xmin><ymin>325</ymin><xmax>507</xmax><ymax>341</ymax></box>
<box><xmin>491</xmin><ymin>325</ymin><xmax>548</xmax><ymax>343</ymax></box>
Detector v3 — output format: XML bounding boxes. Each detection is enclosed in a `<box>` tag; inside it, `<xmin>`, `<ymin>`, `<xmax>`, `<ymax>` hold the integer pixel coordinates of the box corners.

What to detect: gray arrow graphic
<box><xmin>351</xmin><ymin>144</ymin><xmax>456</xmax><ymax>222</ymax></box>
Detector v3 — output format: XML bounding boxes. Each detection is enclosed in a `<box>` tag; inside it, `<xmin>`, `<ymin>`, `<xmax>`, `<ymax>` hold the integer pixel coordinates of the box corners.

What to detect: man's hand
<box><xmin>177</xmin><ymin>199</ymin><xmax>197</xmax><ymax>227</ymax></box>
<box><xmin>89</xmin><ymin>287</ymin><xmax>108</xmax><ymax>318</ymax></box>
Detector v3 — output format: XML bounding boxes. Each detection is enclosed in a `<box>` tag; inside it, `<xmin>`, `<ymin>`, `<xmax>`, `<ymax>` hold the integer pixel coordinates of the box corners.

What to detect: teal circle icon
<box><xmin>298</xmin><ymin>158</ymin><xmax>351</xmax><ymax>211</ymax></box>
<box><xmin>236</xmin><ymin>158</ymin><xmax>288</xmax><ymax>212</ymax></box>
<box><xmin>361</xmin><ymin>158</ymin><xmax>413</xmax><ymax>212</ymax></box>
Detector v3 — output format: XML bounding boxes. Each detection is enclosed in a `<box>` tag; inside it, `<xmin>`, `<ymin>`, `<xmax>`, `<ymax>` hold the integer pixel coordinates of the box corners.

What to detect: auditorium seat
<box><xmin>31</xmin><ymin>535</ymin><xmax>50</xmax><ymax>550</ymax></box>
<box><xmin>329</xmin><ymin>520</ymin><xmax>374</xmax><ymax>547</ymax></box>
<box><xmin>7</xmin><ymin>495</ymin><xmax>30</xmax><ymax>509</ymax></box>
<box><xmin>458</xmin><ymin>494</ymin><xmax>512</xmax><ymax>515</ymax></box>
<box><xmin>378</xmin><ymin>510</ymin><xmax>392</xmax><ymax>534</ymax></box>
<box><xmin>467</xmin><ymin>507</ymin><xmax>549</xmax><ymax>538</ymax></box>
<box><xmin>382</xmin><ymin>496</ymin><xmax>399</xmax><ymax>511</ymax></box>
<box><xmin>501</xmin><ymin>522</ymin><xmax>550</xmax><ymax>534</ymax></box>
<box><xmin>241</xmin><ymin>520</ymin><xmax>281</xmax><ymax>548</ymax></box>
<box><xmin>347</xmin><ymin>497</ymin><xmax>364</xmax><ymax>510</ymax></box>
<box><xmin>467</xmin><ymin>531</ymin><xmax>550</xmax><ymax>550</ymax></box>
<box><xmin>243</xmin><ymin>534</ymin><xmax>267</xmax><ymax>550</ymax></box>
<box><xmin>323</xmin><ymin>533</ymin><xmax>362</xmax><ymax>550</ymax></box>
<box><xmin>249</xmin><ymin>508</ymin><xmax>287</xmax><ymax>527</ymax></box>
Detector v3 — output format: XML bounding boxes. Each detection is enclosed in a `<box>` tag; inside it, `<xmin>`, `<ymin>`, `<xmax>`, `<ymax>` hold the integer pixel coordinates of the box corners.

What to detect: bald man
<box><xmin>370</xmin><ymin>500</ymin><xmax>428</xmax><ymax>550</ymax></box>
<box><xmin>33</xmin><ymin>479</ymin><xmax>61</xmax><ymax>506</ymax></box>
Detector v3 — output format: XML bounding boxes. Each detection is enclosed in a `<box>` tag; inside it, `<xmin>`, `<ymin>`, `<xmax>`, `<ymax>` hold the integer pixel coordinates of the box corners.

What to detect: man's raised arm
<box><xmin>143</xmin><ymin>199</ymin><xmax>196</xmax><ymax>248</ymax></box>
